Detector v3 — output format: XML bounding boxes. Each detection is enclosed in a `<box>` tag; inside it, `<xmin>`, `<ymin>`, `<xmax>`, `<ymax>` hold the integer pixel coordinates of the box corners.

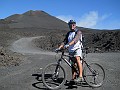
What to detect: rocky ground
<box><xmin>0</xmin><ymin>27</ymin><xmax>64</xmax><ymax>67</ymax></box>
<box><xmin>0</xmin><ymin>47</ymin><xmax>24</xmax><ymax>67</ymax></box>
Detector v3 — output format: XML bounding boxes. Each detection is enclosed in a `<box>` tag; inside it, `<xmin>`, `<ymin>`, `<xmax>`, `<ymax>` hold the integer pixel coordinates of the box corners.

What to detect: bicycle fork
<box><xmin>52</xmin><ymin>59</ymin><xmax>62</xmax><ymax>80</ymax></box>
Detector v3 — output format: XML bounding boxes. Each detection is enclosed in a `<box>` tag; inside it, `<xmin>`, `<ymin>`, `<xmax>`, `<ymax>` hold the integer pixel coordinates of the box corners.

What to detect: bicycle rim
<box><xmin>42</xmin><ymin>63</ymin><xmax>66</xmax><ymax>90</ymax></box>
<box><xmin>83</xmin><ymin>63</ymin><xmax>105</xmax><ymax>87</ymax></box>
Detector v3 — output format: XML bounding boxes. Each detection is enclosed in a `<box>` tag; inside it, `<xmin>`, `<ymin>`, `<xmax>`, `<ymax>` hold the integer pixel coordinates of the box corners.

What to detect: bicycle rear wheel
<box><xmin>42</xmin><ymin>63</ymin><xmax>66</xmax><ymax>90</ymax></box>
<box><xmin>83</xmin><ymin>63</ymin><xmax>105</xmax><ymax>87</ymax></box>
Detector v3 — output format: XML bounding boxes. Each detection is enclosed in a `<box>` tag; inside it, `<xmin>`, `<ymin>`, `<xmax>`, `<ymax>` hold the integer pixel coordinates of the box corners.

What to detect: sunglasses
<box><xmin>69</xmin><ymin>24</ymin><xmax>76</xmax><ymax>26</ymax></box>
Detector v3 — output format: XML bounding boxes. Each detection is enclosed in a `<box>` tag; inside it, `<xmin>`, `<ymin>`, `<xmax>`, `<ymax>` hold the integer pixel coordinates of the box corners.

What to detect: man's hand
<box><xmin>55</xmin><ymin>48</ymin><xmax>60</xmax><ymax>53</ymax></box>
<box><xmin>64</xmin><ymin>44</ymin><xmax>69</xmax><ymax>48</ymax></box>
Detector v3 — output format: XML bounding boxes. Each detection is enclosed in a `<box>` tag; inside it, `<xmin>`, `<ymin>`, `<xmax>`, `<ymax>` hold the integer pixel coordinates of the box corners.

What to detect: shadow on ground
<box><xmin>64</xmin><ymin>80</ymin><xmax>92</xmax><ymax>89</ymax></box>
<box><xmin>32</xmin><ymin>73</ymin><xmax>93</xmax><ymax>90</ymax></box>
<box><xmin>32</xmin><ymin>74</ymin><xmax>48</xmax><ymax>90</ymax></box>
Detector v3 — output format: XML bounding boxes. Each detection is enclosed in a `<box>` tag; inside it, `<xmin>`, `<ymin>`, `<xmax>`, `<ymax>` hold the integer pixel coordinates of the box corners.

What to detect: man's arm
<box><xmin>58</xmin><ymin>32</ymin><xmax>69</xmax><ymax>49</ymax></box>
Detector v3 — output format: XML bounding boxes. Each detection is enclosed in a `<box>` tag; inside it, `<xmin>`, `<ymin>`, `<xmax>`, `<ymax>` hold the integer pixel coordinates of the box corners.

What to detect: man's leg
<box><xmin>72</xmin><ymin>63</ymin><xmax>77</xmax><ymax>79</ymax></box>
<box><xmin>74</xmin><ymin>56</ymin><xmax>83</xmax><ymax>82</ymax></box>
<box><xmin>69</xmin><ymin>57</ymin><xmax>76</xmax><ymax>80</ymax></box>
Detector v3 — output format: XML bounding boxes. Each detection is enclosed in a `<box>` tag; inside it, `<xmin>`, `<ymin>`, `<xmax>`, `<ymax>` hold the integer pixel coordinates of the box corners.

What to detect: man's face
<box><xmin>69</xmin><ymin>23</ymin><xmax>76</xmax><ymax>30</ymax></box>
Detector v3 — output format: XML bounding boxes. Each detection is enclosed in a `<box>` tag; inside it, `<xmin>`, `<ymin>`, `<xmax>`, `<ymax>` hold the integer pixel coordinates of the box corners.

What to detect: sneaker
<box><xmin>74</xmin><ymin>77</ymin><xmax>83</xmax><ymax>83</ymax></box>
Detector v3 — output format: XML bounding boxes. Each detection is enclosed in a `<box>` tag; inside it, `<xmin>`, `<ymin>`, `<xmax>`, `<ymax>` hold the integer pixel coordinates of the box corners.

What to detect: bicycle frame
<box><xmin>56</xmin><ymin>50</ymin><xmax>79</xmax><ymax>75</ymax></box>
<box><xmin>56</xmin><ymin>48</ymin><xmax>94</xmax><ymax>77</ymax></box>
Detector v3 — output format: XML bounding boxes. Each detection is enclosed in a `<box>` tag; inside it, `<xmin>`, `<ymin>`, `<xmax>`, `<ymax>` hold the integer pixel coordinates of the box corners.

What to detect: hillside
<box><xmin>4</xmin><ymin>10</ymin><xmax>68</xmax><ymax>30</ymax></box>
<box><xmin>0</xmin><ymin>10</ymin><xmax>120</xmax><ymax>52</ymax></box>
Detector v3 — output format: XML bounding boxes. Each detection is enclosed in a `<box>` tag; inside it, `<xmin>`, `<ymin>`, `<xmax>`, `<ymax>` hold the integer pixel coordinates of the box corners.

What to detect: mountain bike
<box><xmin>42</xmin><ymin>48</ymin><xmax>105</xmax><ymax>90</ymax></box>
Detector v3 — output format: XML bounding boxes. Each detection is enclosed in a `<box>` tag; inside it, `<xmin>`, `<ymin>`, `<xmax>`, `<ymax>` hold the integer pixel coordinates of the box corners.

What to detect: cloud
<box><xmin>56</xmin><ymin>11</ymin><xmax>111</xmax><ymax>29</ymax></box>
<box><xmin>77</xmin><ymin>11</ymin><xmax>99</xmax><ymax>28</ymax></box>
<box><xmin>100</xmin><ymin>14</ymin><xmax>112</xmax><ymax>21</ymax></box>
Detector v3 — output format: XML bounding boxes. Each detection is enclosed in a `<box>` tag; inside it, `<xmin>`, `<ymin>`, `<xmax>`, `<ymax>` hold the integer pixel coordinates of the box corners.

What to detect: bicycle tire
<box><xmin>42</xmin><ymin>63</ymin><xmax>66</xmax><ymax>90</ymax></box>
<box><xmin>83</xmin><ymin>63</ymin><xmax>105</xmax><ymax>87</ymax></box>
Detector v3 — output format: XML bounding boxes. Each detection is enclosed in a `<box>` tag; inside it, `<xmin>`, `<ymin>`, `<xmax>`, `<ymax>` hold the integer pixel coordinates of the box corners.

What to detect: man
<box><xmin>57</xmin><ymin>20</ymin><xmax>83</xmax><ymax>82</ymax></box>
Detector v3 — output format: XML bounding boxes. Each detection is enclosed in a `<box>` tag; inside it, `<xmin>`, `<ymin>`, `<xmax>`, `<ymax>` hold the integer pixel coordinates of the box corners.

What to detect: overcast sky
<box><xmin>1</xmin><ymin>0</ymin><xmax>120</xmax><ymax>30</ymax></box>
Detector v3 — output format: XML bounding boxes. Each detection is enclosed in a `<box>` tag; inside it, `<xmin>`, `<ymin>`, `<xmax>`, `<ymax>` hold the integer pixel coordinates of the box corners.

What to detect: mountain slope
<box><xmin>5</xmin><ymin>10</ymin><xmax>68</xmax><ymax>30</ymax></box>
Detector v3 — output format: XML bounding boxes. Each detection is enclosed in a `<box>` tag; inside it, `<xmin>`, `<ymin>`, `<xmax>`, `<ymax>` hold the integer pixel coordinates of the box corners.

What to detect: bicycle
<box><xmin>42</xmin><ymin>48</ymin><xmax>105</xmax><ymax>90</ymax></box>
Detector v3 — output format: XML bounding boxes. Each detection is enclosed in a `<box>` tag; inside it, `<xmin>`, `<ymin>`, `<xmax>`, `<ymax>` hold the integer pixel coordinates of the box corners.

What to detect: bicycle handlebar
<box><xmin>55</xmin><ymin>47</ymin><xmax>89</xmax><ymax>55</ymax></box>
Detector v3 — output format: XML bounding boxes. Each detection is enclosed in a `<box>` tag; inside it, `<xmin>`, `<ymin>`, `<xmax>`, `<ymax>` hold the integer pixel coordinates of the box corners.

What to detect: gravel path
<box><xmin>10</xmin><ymin>36</ymin><xmax>55</xmax><ymax>55</ymax></box>
<box><xmin>10</xmin><ymin>36</ymin><xmax>43</xmax><ymax>55</ymax></box>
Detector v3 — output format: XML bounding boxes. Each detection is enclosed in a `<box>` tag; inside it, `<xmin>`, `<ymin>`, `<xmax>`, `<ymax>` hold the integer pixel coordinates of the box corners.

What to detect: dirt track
<box><xmin>0</xmin><ymin>37</ymin><xmax>120</xmax><ymax>90</ymax></box>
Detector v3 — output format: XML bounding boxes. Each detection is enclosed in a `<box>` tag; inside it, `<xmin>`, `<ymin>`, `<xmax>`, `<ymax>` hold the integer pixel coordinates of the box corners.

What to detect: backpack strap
<box><xmin>63</xmin><ymin>31</ymin><xmax>71</xmax><ymax>44</ymax></box>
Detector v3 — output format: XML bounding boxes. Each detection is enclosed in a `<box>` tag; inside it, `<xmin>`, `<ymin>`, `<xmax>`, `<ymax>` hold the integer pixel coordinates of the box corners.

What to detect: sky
<box><xmin>0</xmin><ymin>0</ymin><xmax>120</xmax><ymax>30</ymax></box>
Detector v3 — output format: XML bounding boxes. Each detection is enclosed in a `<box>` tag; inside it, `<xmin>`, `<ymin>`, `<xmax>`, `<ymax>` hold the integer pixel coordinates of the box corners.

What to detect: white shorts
<box><xmin>69</xmin><ymin>48</ymin><xmax>83</xmax><ymax>59</ymax></box>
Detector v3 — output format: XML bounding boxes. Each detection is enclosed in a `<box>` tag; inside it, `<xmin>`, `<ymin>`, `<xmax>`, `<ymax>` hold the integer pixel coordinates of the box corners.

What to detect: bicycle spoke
<box><xmin>42</xmin><ymin>63</ymin><xmax>66</xmax><ymax>89</ymax></box>
<box><xmin>85</xmin><ymin>74</ymin><xmax>94</xmax><ymax>77</ymax></box>
<box><xmin>83</xmin><ymin>63</ymin><xmax>105</xmax><ymax>87</ymax></box>
<box><xmin>45</xmin><ymin>80</ymin><xmax>60</xmax><ymax>86</ymax></box>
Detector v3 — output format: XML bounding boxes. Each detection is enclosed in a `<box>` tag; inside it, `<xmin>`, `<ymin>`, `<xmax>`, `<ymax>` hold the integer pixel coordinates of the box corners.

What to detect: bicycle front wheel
<box><xmin>42</xmin><ymin>63</ymin><xmax>66</xmax><ymax>90</ymax></box>
<box><xmin>83</xmin><ymin>63</ymin><xmax>105</xmax><ymax>87</ymax></box>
